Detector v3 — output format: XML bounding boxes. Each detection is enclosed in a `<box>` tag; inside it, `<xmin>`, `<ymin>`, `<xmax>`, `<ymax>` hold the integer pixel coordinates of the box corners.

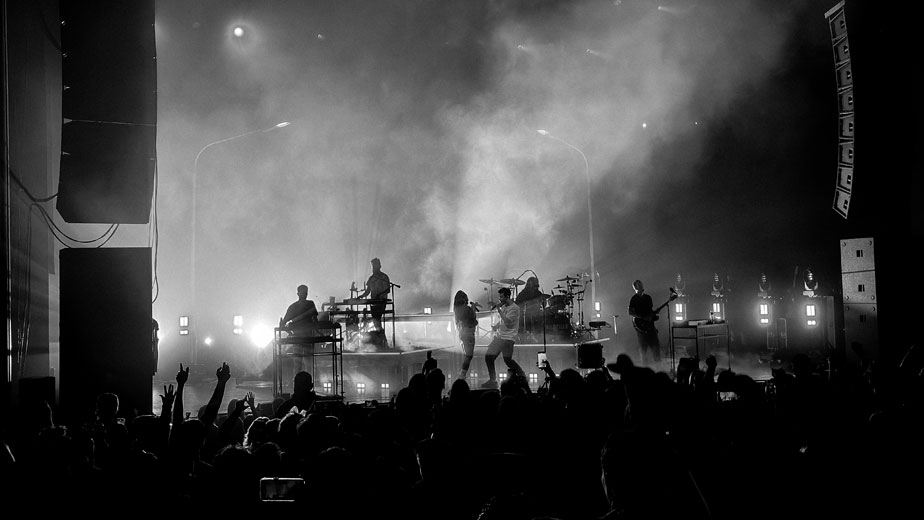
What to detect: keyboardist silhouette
<box><xmin>357</xmin><ymin>258</ymin><xmax>390</xmax><ymax>348</ymax></box>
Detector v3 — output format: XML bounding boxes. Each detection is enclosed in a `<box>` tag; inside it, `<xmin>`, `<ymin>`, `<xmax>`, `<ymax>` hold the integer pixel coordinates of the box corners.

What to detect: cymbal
<box><xmin>499</xmin><ymin>278</ymin><xmax>525</xmax><ymax>286</ymax></box>
<box><xmin>479</xmin><ymin>278</ymin><xmax>499</xmax><ymax>284</ymax></box>
<box><xmin>557</xmin><ymin>276</ymin><xmax>580</xmax><ymax>282</ymax></box>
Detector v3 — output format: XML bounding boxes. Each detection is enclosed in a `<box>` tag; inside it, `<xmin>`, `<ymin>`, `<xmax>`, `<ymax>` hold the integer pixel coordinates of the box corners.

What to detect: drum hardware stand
<box><xmin>388</xmin><ymin>281</ymin><xmax>400</xmax><ymax>349</ymax></box>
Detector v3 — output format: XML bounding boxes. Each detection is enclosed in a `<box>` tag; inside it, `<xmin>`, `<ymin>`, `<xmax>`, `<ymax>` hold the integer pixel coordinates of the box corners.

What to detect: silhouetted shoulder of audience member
<box><xmin>274</xmin><ymin>371</ymin><xmax>317</xmax><ymax>419</ymax></box>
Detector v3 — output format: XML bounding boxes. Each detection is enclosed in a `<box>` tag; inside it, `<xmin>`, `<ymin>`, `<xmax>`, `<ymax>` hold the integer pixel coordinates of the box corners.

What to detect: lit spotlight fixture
<box><xmin>642</xmin><ymin>122</ymin><xmax>647</xmax><ymax>129</ymax></box>
<box><xmin>757</xmin><ymin>273</ymin><xmax>773</xmax><ymax>326</ymax></box>
<box><xmin>204</xmin><ymin>336</ymin><xmax>213</xmax><ymax>346</ymax></box>
<box><xmin>710</xmin><ymin>273</ymin><xmax>725</xmax><ymax>322</ymax></box>
<box><xmin>179</xmin><ymin>316</ymin><xmax>190</xmax><ymax>335</ymax></box>
<box><xmin>672</xmin><ymin>273</ymin><xmax>687</xmax><ymax>322</ymax></box>
<box><xmin>758</xmin><ymin>302</ymin><xmax>771</xmax><ymax>325</ymax></box>
<box><xmin>232</xmin><ymin>26</ymin><xmax>244</xmax><ymax>38</ymax></box>
<box><xmin>805</xmin><ymin>303</ymin><xmax>818</xmax><ymax>327</ymax></box>
<box><xmin>232</xmin><ymin>315</ymin><xmax>244</xmax><ymax>335</ymax></box>
<box><xmin>423</xmin><ymin>307</ymin><xmax>432</xmax><ymax>315</ymax></box>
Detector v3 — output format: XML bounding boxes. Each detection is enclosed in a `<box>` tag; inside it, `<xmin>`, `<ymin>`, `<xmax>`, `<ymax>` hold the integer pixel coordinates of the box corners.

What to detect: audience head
<box><xmin>95</xmin><ymin>392</ymin><xmax>120</xmax><ymax>421</ymax></box>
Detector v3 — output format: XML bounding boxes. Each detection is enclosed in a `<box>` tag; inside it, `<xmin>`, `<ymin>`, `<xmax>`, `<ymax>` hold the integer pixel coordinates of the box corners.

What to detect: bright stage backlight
<box><xmin>232</xmin><ymin>26</ymin><xmax>244</xmax><ymax>37</ymax></box>
<box><xmin>204</xmin><ymin>337</ymin><xmax>213</xmax><ymax>346</ymax></box>
<box><xmin>248</xmin><ymin>322</ymin><xmax>274</xmax><ymax>349</ymax></box>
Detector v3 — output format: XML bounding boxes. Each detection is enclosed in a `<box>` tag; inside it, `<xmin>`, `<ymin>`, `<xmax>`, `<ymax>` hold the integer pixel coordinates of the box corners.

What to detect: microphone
<box><xmin>390</xmin><ymin>282</ymin><xmax>401</xmax><ymax>288</ymax></box>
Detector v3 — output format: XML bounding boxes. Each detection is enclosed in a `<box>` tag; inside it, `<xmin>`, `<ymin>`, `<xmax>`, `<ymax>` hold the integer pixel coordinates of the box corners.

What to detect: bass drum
<box><xmin>546</xmin><ymin>294</ymin><xmax>571</xmax><ymax>316</ymax></box>
<box><xmin>544</xmin><ymin>310</ymin><xmax>573</xmax><ymax>342</ymax></box>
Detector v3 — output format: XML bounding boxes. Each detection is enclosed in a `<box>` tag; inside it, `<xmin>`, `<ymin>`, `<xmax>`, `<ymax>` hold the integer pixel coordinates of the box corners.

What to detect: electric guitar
<box><xmin>631</xmin><ymin>288</ymin><xmax>678</xmax><ymax>333</ymax></box>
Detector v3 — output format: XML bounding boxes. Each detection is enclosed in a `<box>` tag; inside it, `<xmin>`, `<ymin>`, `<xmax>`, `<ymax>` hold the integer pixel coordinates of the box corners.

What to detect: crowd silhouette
<box><xmin>2</xmin><ymin>344</ymin><xmax>921</xmax><ymax>518</ymax></box>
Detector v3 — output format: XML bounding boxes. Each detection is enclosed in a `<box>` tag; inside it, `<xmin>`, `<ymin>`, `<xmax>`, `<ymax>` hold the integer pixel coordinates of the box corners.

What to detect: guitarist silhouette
<box><xmin>629</xmin><ymin>281</ymin><xmax>677</xmax><ymax>366</ymax></box>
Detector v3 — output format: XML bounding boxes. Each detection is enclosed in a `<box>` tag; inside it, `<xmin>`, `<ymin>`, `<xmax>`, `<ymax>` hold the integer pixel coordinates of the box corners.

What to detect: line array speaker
<box><xmin>825</xmin><ymin>1</ymin><xmax>854</xmax><ymax>219</ymax></box>
<box><xmin>56</xmin><ymin>0</ymin><xmax>157</xmax><ymax>224</ymax></box>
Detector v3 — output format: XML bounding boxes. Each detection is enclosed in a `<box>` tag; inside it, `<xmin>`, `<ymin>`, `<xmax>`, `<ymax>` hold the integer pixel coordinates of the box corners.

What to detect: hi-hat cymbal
<box><xmin>557</xmin><ymin>276</ymin><xmax>580</xmax><ymax>282</ymax></box>
<box><xmin>479</xmin><ymin>278</ymin><xmax>499</xmax><ymax>284</ymax></box>
<box><xmin>499</xmin><ymin>278</ymin><xmax>525</xmax><ymax>286</ymax></box>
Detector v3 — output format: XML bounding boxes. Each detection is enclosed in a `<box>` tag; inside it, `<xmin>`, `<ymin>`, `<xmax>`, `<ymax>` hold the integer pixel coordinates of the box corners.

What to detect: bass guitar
<box><xmin>631</xmin><ymin>288</ymin><xmax>678</xmax><ymax>333</ymax></box>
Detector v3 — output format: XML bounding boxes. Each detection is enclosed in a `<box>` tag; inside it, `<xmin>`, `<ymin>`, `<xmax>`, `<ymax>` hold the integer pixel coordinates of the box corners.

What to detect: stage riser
<box><xmin>275</xmin><ymin>344</ymin><xmax>592</xmax><ymax>401</ymax></box>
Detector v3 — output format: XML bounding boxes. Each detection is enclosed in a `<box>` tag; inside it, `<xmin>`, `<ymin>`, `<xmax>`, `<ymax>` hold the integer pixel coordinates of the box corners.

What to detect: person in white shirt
<box><xmin>481</xmin><ymin>287</ymin><xmax>527</xmax><ymax>389</ymax></box>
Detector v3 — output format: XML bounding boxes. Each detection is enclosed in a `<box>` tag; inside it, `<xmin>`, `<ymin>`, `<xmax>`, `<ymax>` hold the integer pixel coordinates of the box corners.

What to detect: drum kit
<box><xmin>477</xmin><ymin>273</ymin><xmax>592</xmax><ymax>341</ymax></box>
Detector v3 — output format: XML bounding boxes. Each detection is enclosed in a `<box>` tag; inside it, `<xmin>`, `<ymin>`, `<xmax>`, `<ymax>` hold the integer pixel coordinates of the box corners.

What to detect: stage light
<box><xmin>529</xmin><ymin>373</ymin><xmax>538</xmax><ymax>384</ymax></box>
<box><xmin>594</xmin><ymin>301</ymin><xmax>601</xmax><ymax>312</ymax></box>
<box><xmin>759</xmin><ymin>303</ymin><xmax>770</xmax><ymax>325</ymax></box>
<box><xmin>711</xmin><ymin>302</ymin><xmax>724</xmax><ymax>322</ymax></box>
<box><xmin>179</xmin><ymin>329</ymin><xmax>189</xmax><ymax>336</ymax></box>
<box><xmin>232</xmin><ymin>315</ymin><xmax>243</xmax><ymax>335</ymax></box>
<box><xmin>805</xmin><ymin>303</ymin><xmax>817</xmax><ymax>327</ymax></box>
<box><xmin>423</xmin><ymin>307</ymin><xmax>432</xmax><ymax>315</ymax></box>
<box><xmin>356</xmin><ymin>382</ymin><xmax>366</xmax><ymax>396</ymax></box>
<box><xmin>204</xmin><ymin>336</ymin><xmax>213</xmax><ymax>346</ymax></box>
<box><xmin>179</xmin><ymin>316</ymin><xmax>189</xmax><ymax>327</ymax></box>
<box><xmin>803</xmin><ymin>268</ymin><xmax>818</xmax><ymax>296</ymax></box>
<box><xmin>711</xmin><ymin>273</ymin><xmax>724</xmax><ymax>297</ymax></box>
<box><xmin>673</xmin><ymin>301</ymin><xmax>686</xmax><ymax>322</ymax></box>
<box><xmin>381</xmin><ymin>383</ymin><xmax>390</xmax><ymax>399</ymax></box>
<box><xmin>322</xmin><ymin>382</ymin><xmax>332</xmax><ymax>393</ymax></box>
<box><xmin>759</xmin><ymin>273</ymin><xmax>771</xmax><ymax>295</ymax></box>
<box><xmin>248</xmin><ymin>322</ymin><xmax>274</xmax><ymax>349</ymax></box>
<box><xmin>232</xmin><ymin>26</ymin><xmax>244</xmax><ymax>37</ymax></box>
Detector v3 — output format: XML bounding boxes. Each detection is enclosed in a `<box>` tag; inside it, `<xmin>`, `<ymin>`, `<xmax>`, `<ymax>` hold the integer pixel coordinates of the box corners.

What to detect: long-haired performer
<box><xmin>453</xmin><ymin>290</ymin><xmax>478</xmax><ymax>381</ymax></box>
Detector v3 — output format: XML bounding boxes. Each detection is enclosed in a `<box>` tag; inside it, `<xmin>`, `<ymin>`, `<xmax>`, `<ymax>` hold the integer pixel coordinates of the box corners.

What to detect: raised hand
<box><xmin>160</xmin><ymin>383</ymin><xmax>176</xmax><ymax>408</ymax></box>
<box><xmin>216</xmin><ymin>362</ymin><xmax>231</xmax><ymax>383</ymax></box>
<box><xmin>176</xmin><ymin>363</ymin><xmax>190</xmax><ymax>386</ymax></box>
<box><xmin>245</xmin><ymin>391</ymin><xmax>256</xmax><ymax>412</ymax></box>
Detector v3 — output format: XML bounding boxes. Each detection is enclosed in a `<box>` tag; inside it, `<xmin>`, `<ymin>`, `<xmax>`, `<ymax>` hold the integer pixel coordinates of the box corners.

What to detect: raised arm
<box><xmin>200</xmin><ymin>362</ymin><xmax>231</xmax><ymax>428</ymax></box>
<box><xmin>218</xmin><ymin>396</ymin><xmax>247</xmax><ymax>446</ymax></box>
<box><xmin>172</xmin><ymin>363</ymin><xmax>190</xmax><ymax>427</ymax></box>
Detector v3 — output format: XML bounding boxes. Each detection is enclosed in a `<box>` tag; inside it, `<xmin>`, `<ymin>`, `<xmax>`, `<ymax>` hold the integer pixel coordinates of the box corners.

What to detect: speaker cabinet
<box><xmin>840</xmin><ymin>238</ymin><xmax>878</xmax><ymax>363</ymax></box>
<box><xmin>59</xmin><ymin>248</ymin><xmax>152</xmax><ymax>424</ymax></box>
<box><xmin>57</xmin><ymin>0</ymin><xmax>157</xmax><ymax>224</ymax></box>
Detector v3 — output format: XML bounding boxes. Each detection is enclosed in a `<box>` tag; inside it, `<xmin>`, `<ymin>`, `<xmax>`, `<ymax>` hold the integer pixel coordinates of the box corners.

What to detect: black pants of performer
<box><xmin>459</xmin><ymin>327</ymin><xmax>475</xmax><ymax>377</ymax></box>
<box><xmin>485</xmin><ymin>337</ymin><xmax>526</xmax><ymax>382</ymax></box>
<box><xmin>635</xmin><ymin>328</ymin><xmax>661</xmax><ymax>366</ymax></box>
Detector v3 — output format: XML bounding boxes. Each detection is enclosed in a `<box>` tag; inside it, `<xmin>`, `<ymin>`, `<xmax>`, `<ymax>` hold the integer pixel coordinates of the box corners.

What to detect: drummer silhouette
<box><xmin>515</xmin><ymin>276</ymin><xmax>545</xmax><ymax>340</ymax></box>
